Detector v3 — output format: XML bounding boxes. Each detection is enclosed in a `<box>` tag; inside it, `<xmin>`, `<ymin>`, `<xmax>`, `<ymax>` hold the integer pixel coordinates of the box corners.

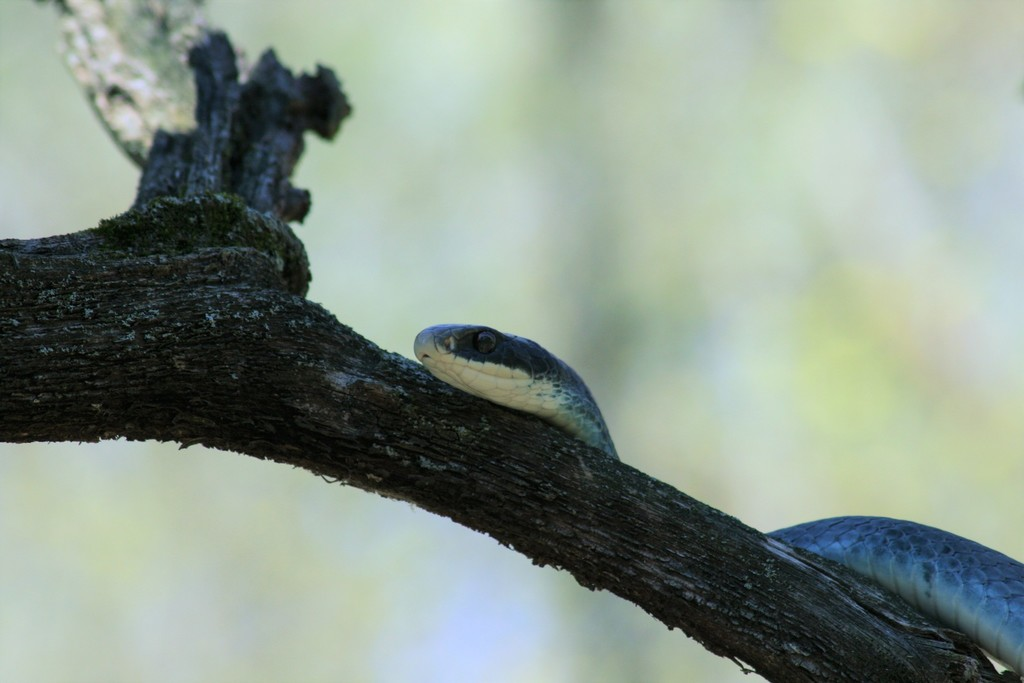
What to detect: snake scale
<box><xmin>414</xmin><ymin>323</ymin><xmax>1024</xmax><ymax>675</ymax></box>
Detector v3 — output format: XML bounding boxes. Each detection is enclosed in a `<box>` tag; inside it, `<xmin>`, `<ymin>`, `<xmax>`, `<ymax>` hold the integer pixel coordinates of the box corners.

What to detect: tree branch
<box><xmin>0</xmin><ymin>225</ymin><xmax>1008</xmax><ymax>681</ymax></box>
<box><xmin>5</xmin><ymin>4</ymin><xmax>1015</xmax><ymax>681</ymax></box>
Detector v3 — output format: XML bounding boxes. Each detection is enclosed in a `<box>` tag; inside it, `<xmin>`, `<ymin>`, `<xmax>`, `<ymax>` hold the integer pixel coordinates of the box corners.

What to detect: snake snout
<box><xmin>413</xmin><ymin>328</ymin><xmax>440</xmax><ymax>362</ymax></box>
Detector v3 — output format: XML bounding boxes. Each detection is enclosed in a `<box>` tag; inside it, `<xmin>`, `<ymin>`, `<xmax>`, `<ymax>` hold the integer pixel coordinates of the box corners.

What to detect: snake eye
<box><xmin>473</xmin><ymin>330</ymin><xmax>498</xmax><ymax>354</ymax></box>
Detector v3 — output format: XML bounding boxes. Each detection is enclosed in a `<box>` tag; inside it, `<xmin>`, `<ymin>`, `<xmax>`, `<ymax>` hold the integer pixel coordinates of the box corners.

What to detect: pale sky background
<box><xmin>2</xmin><ymin>2</ymin><xmax>1024</xmax><ymax>681</ymax></box>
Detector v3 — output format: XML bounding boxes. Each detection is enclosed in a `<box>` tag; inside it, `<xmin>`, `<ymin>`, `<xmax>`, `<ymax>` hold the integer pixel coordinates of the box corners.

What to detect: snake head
<box><xmin>414</xmin><ymin>324</ymin><xmax>618</xmax><ymax>460</ymax></box>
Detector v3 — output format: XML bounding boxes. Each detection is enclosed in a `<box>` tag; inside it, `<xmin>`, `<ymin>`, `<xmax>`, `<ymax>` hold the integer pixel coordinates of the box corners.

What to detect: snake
<box><xmin>414</xmin><ymin>323</ymin><xmax>1024</xmax><ymax>675</ymax></box>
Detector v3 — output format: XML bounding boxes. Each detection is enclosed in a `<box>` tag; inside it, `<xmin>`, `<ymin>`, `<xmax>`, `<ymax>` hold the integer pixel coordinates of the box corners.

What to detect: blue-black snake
<box><xmin>414</xmin><ymin>323</ymin><xmax>1024</xmax><ymax>675</ymax></box>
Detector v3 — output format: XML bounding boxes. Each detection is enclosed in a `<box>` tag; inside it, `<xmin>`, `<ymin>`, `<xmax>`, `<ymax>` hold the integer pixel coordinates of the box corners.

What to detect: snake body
<box><xmin>415</xmin><ymin>324</ymin><xmax>1024</xmax><ymax>674</ymax></box>
<box><xmin>771</xmin><ymin>517</ymin><xmax>1024</xmax><ymax>673</ymax></box>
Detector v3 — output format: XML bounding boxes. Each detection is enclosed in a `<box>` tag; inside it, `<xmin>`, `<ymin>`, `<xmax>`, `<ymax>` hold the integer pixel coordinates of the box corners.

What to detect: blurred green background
<box><xmin>3</xmin><ymin>1</ymin><xmax>1024</xmax><ymax>681</ymax></box>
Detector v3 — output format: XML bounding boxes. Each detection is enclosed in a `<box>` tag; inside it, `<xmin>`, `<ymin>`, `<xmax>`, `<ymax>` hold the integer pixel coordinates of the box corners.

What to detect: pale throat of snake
<box><xmin>413</xmin><ymin>323</ymin><xmax>1024</xmax><ymax>676</ymax></box>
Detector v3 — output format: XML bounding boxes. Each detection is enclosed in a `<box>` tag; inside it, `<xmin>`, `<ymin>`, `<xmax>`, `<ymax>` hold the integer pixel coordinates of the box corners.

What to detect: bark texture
<box><xmin>3</xmin><ymin>5</ymin><xmax>1017</xmax><ymax>682</ymax></box>
<box><xmin>0</xmin><ymin>229</ymin><xmax>1010</xmax><ymax>682</ymax></box>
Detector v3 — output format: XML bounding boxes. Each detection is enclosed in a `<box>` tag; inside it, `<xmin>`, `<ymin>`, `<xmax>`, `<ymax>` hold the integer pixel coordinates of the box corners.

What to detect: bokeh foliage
<box><xmin>2</xmin><ymin>2</ymin><xmax>1023</xmax><ymax>681</ymax></box>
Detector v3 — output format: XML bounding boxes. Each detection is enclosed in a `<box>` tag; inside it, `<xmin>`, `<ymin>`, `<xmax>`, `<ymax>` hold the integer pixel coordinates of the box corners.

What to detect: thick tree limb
<box><xmin>0</xmin><ymin>225</ymin><xmax>1009</xmax><ymax>682</ymax></box>
<box><xmin>6</xmin><ymin>4</ymin><xmax>1016</xmax><ymax>681</ymax></box>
